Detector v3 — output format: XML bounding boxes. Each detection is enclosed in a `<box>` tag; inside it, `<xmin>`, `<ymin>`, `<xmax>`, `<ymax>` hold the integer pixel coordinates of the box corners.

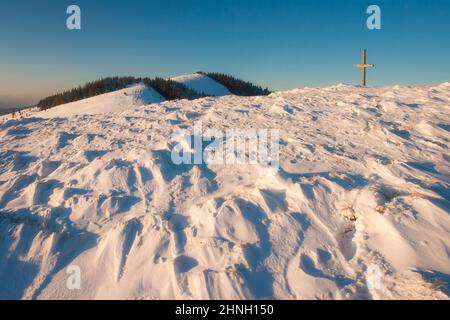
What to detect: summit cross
<box><xmin>353</xmin><ymin>49</ymin><xmax>375</xmax><ymax>86</ymax></box>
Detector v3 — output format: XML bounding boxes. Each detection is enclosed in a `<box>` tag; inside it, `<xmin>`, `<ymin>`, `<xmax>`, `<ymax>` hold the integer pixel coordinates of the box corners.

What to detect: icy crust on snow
<box><xmin>0</xmin><ymin>83</ymin><xmax>449</xmax><ymax>299</ymax></box>
<box><xmin>171</xmin><ymin>73</ymin><xmax>231</xmax><ymax>97</ymax></box>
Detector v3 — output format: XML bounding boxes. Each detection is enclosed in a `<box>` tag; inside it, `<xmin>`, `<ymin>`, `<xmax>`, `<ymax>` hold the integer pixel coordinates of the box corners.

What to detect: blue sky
<box><xmin>1</xmin><ymin>0</ymin><xmax>449</xmax><ymax>107</ymax></box>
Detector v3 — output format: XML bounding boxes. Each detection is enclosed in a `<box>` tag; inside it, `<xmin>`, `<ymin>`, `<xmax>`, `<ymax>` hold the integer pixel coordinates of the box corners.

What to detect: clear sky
<box><xmin>1</xmin><ymin>0</ymin><xmax>449</xmax><ymax>108</ymax></box>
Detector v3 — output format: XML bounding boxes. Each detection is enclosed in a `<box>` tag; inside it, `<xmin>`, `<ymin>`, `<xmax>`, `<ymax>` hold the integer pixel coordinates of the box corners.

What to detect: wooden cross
<box><xmin>353</xmin><ymin>49</ymin><xmax>374</xmax><ymax>86</ymax></box>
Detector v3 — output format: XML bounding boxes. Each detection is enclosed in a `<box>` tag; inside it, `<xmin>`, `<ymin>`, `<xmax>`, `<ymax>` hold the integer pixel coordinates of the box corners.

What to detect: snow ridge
<box><xmin>37</xmin><ymin>84</ymin><xmax>164</xmax><ymax>118</ymax></box>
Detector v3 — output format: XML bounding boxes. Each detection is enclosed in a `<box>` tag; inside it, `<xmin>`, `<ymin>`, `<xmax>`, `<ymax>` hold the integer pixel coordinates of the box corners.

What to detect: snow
<box><xmin>0</xmin><ymin>83</ymin><xmax>449</xmax><ymax>299</ymax></box>
<box><xmin>171</xmin><ymin>73</ymin><xmax>231</xmax><ymax>96</ymax></box>
<box><xmin>37</xmin><ymin>84</ymin><xmax>165</xmax><ymax>118</ymax></box>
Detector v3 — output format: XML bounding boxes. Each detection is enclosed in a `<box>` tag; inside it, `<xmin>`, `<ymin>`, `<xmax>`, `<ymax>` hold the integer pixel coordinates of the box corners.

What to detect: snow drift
<box><xmin>0</xmin><ymin>83</ymin><xmax>449</xmax><ymax>299</ymax></box>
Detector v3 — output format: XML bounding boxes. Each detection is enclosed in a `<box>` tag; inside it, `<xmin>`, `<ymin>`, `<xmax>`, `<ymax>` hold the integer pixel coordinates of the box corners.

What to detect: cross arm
<box><xmin>353</xmin><ymin>64</ymin><xmax>375</xmax><ymax>68</ymax></box>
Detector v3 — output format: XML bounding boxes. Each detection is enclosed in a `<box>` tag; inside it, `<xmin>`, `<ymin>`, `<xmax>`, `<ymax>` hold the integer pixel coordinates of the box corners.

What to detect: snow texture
<box><xmin>0</xmin><ymin>82</ymin><xmax>449</xmax><ymax>299</ymax></box>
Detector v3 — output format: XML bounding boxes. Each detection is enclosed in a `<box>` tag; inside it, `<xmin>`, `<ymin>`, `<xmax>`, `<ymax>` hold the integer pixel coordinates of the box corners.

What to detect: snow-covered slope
<box><xmin>171</xmin><ymin>73</ymin><xmax>231</xmax><ymax>96</ymax></box>
<box><xmin>38</xmin><ymin>84</ymin><xmax>165</xmax><ymax>118</ymax></box>
<box><xmin>0</xmin><ymin>83</ymin><xmax>449</xmax><ymax>299</ymax></box>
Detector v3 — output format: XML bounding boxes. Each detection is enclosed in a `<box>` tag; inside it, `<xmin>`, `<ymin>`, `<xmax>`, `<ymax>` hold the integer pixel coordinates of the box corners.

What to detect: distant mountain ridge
<box><xmin>171</xmin><ymin>73</ymin><xmax>231</xmax><ymax>97</ymax></box>
<box><xmin>36</xmin><ymin>73</ymin><xmax>271</xmax><ymax>111</ymax></box>
<box><xmin>36</xmin><ymin>84</ymin><xmax>164</xmax><ymax>118</ymax></box>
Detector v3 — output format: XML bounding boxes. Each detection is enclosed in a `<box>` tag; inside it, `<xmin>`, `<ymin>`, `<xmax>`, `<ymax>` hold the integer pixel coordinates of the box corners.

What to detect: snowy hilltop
<box><xmin>0</xmin><ymin>80</ymin><xmax>449</xmax><ymax>299</ymax></box>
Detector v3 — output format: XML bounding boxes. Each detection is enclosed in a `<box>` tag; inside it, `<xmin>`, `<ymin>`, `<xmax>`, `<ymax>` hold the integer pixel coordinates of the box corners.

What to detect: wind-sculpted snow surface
<box><xmin>0</xmin><ymin>83</ymin><xmax>449</xmax><ymax>299</ymax></box>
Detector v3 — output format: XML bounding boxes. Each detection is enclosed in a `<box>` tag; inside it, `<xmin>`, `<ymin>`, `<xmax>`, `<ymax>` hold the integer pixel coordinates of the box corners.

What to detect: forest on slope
<box><xmin>37</xmin><ymin>73</ymin><xmax>271</xmax><ymax>111</ymax></box>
